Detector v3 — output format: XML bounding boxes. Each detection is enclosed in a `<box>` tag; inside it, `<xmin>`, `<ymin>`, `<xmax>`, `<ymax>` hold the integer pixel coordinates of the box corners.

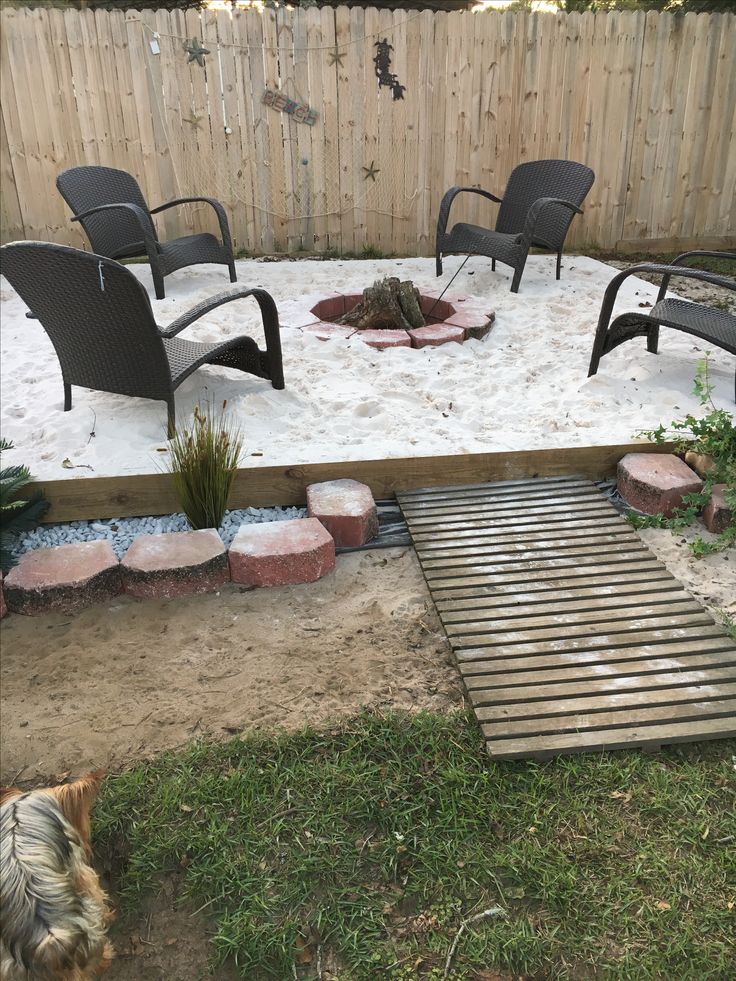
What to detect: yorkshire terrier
<box><xmin>0</xmin><ymin>772</ymin><xmax>113</xmax><ymax>980</ymax></box>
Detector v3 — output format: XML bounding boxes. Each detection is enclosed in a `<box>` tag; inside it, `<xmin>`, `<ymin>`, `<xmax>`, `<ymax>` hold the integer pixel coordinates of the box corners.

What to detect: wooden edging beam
<box><xmin>28</xmin><ymin>442</ymin><xmax>676</xmax><ymax>524</ymax></box>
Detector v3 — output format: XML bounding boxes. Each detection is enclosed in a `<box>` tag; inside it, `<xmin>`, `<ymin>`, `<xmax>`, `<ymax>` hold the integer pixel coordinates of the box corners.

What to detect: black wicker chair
<box><xmin>588</xmin><ymin>251</ymin><xmax>736</xmax><ymax>399</ymax></box>
<box><xmin>436</xmin><ymin>159</ymin><xmax>595</xmax><ymax>293</ymax></box>
<box><xmin>56</xmin><ymin>165</ymin><xmax>237</xmax><ymax>299</ymax></box>
<box><xmin>1</xmin><ymin>242</ymin><xmax>284</xmax><ymax>436</ymax></box>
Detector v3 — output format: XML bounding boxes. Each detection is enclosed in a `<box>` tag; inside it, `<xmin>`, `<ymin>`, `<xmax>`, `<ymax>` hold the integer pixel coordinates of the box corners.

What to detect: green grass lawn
<box><xmin>96</xmin><ymin>711</ymin><xmax>736</xmax><ymax>980</ymax></box>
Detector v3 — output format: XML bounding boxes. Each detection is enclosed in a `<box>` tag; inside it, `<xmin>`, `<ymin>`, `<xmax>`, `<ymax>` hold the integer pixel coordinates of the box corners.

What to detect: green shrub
<box><xmin>631</xmin><ymin>358</ymin><xmax>735</xmax><ymax>555</ymax></box>
<box><xmin>166</xmin><ymin>401</ymin><xmax>244</xmax><ymax>531</ymax></box>
<box><xmin>0</xmin><ymin>438</ymin><xmax>49</xmax><ymax>573</ymax></box>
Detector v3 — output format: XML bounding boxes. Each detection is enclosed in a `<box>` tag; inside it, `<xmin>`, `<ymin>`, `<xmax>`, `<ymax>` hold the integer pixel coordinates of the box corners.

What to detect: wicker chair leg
<box><xmin>647</xmin><ymin>325</ymin><xmax>660</xmax><ymax>354</ymax></box>
<box><xmin>64</xmin><ymin>382</ymin><xmax>72</xmax><ymax>411</ymax></box>
<box><xmin>435</xmin><ymin>252</ymin><xmax>443</xmax><ymax>277</ymax></box>
<box><xmin>152</xmin><ymin>266</ymin><xmax>166</xmax><ymax>301</ymax></box>
<box><xmin>228</xmin><ymin>259</ymin><xmax>237</xmax><ymax>284</ymax></box>
<box><xmin>167</xmin><ymin>397</ymin><xmax>176</xmax><ymax>439</ymax></box>
<box><xmin>510</xmin><ymin>263</ymin><xmax>524</xmax><ymax>294</ymax></box>
<box><xmin>491</xmin><ymin>258</ymin><xmax>496</xmax><ymax>272</ymax></box>
<box><xmin>556</xmin><ymin>251</ymin><xmax>562</xmax><ymax>280</ymax></box>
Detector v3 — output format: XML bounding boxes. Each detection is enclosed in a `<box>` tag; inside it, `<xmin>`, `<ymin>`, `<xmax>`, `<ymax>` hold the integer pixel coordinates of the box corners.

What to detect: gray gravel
<box><xmin>13</xmin><ymin>506</ymin><xmax>307</xmax><ymax>560</ymax></box>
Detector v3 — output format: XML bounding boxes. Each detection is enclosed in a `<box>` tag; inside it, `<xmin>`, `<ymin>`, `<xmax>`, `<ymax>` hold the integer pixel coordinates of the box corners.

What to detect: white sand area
<box><xmin>1</xmin><ymin>254</ymin><xmax>733</xmax><ymax>480</ymax></box>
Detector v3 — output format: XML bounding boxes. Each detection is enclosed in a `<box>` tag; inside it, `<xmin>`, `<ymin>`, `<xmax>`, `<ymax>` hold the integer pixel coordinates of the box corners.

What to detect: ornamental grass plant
<box><xmin>167</xmin><ymin>400</ymin><xmax>243</xmax><ymax>531</ymax></box>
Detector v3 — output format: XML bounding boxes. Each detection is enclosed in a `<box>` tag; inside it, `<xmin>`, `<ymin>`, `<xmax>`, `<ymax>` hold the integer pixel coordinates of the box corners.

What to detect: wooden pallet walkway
<box><xmin>397</xmin><ymin>475</ymin><xmax>736</xmax><ymax>760</ymax></box>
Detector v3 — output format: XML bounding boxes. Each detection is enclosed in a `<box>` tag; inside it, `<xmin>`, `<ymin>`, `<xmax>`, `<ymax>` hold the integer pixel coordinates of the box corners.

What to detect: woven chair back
<box><xmin>1</xmin><ymin>242</ymin><xmax>172</xmax><ymax>400</ymax></box>
<box><xmin>57</xmin><ymin>166</ymin><xmax>158</xmax><ymax>260</ymax></box>
<box><xmin>496</xmin><ymin>160</ymin><xmax>594</xmax><ymax>249</ymax></box>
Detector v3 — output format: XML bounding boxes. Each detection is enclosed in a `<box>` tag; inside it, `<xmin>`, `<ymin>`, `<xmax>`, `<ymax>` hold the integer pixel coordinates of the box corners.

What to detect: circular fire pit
<box><xmin>281</xmin><ymin>290</ymin><xmax>495</xmax><ymax>350</ymax></box>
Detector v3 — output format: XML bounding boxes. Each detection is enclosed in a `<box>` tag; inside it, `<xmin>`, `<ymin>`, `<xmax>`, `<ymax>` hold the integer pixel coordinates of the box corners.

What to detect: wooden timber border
<box><xmin>30</xmin><ymin>442</ymin><xmax>676</xmax><ymax>524</ymax></box>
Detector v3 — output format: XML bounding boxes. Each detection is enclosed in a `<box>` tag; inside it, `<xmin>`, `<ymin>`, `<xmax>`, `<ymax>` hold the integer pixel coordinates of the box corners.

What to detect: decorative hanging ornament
<box><xmin>373</xmin><ymin>38</ymin><xmax>406</xmax><ymax>101</ymax></box>
<box><xmin>184</xmin><ymin>38</ymin><xmax>210</xmax><ymax>67</ymax></box>
<box><xmin>328</xmin><ymin>46</ymin><xmax>346</xmax><ymax>67</ymax></box>
<box><xmin>362</xmin><ymin>161</ymin><xmax>380</xmax><ymax>182</ymax></box>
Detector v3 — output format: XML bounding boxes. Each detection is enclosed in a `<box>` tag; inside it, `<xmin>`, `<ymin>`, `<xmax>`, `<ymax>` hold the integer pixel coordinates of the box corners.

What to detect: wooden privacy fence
<box><xmin>1</xmin><ymin>4</ymin><xmax>734</xmax><ymax>256</ymax></box>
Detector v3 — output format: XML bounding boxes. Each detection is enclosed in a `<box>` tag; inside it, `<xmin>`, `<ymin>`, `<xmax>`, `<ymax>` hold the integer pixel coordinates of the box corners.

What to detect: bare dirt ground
<box><xmin>0</xmin><ymin>548</ymin><xmax>462</xmax><ymax>785</ymax></box>
<box><xmin>1</xmin><ymin>528</ymin><xmax>732</xmax><ymax>980</ymax></box>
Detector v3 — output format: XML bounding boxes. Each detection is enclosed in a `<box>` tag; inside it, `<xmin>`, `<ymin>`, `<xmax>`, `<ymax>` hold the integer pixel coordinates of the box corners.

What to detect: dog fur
<box><xmin>0</xmin><ymin>772</ymin><xmax>113</xmax><ymax>980</ymax></box>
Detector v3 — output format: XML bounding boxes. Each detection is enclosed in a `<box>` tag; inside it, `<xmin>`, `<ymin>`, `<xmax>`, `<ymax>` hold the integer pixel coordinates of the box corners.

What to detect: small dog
<box><xmin>0</xmin><ymin>772</ymin><xmax>113</xmax><ymax>980</ymax></box>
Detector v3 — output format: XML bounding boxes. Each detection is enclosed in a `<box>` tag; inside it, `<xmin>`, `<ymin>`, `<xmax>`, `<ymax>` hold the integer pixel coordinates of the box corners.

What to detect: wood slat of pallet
<box><xmin>400</xmin><ymin>484</ymin><xmax>600</xmax><ymax>510</ymax></box>
<box><xmin>466</xmin><ymin>667</ymin><xmax>736</xmax><ymax>706</ymax></box>
<box><xmin>457</xmin><ymin>623</ymin><xmax>727</xmax><ymax>660</ymax></box>
<box><xmin>459</xmin><ymin>643</ymin><xmax>735</xmax><ymax>680</ymax></box>
<box><xmin>444</xmin><ymin>600</ymin><xmax>704</xmax><ymax>637</ymax></box>
<box><xmin>439</xmin><ymin>587</ymin><xmax>689</xmax><ymax>622</ymax></box>
<box><xmin>483</xmin><ymin>717</ymin><xmax>736</xmax><ymax>761</ymax></box>
<box><xmin>481</xmin><ymin>698</ymin><xmax>736</xmax><ymax>741</ymax></box>
<box><xmin>427</xmin><ymin>552</ymin><xmax>661</xmax><ymax>589</ymax></box>
<box><xmin>418</xmin><ymin>534</ymin><xmax>644</xmax><ymax>567</ymax></box>
<box><xmin>432</xmin><ymin>569</ymin><xmax>676</xmax><ymax>604</ymax></box>
<box><xmin>473</xmin><ymin>683</ymin><xmax>736</xmax><ymax>723</ymax></box>
<box><xmin>399</xmin><ymin>474</ymin><xmax>590</xmax><ymax>498</ymax></box>
<box><xmin>410</xmin><ymin>510</ymin><xmax>625</xmax><ymax>541</ymax></box>
<box><xmin>402</xmin><ymin>495</ymin><xmax>614</xmax><ymax>521</ymax></box>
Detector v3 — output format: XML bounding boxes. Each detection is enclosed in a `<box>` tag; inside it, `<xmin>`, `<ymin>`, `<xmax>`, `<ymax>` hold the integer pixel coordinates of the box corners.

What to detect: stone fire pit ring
<box><xmin>280</xmin><ymin>291</ymin><xmax>496</xmax><ymax>350</ymax></box>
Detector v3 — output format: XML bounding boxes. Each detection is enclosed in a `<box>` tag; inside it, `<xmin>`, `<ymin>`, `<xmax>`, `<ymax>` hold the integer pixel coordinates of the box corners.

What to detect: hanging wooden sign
<box><xmin>262</xmin><ymin>89</ymin><xmax>318</xmax><ymax>126</ymax></box>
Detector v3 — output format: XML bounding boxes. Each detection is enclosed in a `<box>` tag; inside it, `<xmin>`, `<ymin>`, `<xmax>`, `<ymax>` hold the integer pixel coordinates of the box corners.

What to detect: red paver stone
<box><xmin>617</xmin><ymin>453</ymin><xmax>703</xmax><ymax>517</ymax></box>
<box><xmin>4</xmin><ymin>540</ymin><xmax>120</xmax><ymax>616</ymax></box>
<box><xmin>121</xmin><ymin>529</ymin><xmax>229</xmax><ymax>599</ymax></box>
<box><xmin>446</xmin><ymin>309</ymin><xmax>496</xmax><ymax>332</ymax></box>
<box><xmin>419</xmin><ymin>296</ymin><xmax>455</xmax><ymax>320</ymax></box>
<box><xmin>311</xmin><ymin>294</ymin><xmax>346</xmax><ymax>319</ymax></box>
<box><xmin>307</xmin><ymin>479</ymin><xmax>379</xmax><ymax>547</ymax></box>
<box><xmin>409</xmin><ymin>323</ymin><xmax>466</xmax><ymax>348</ymax></box>
<box><xmin>702</xmin><ymin>484</ymin><xmax>732</xmax><ymax>535</ymax></box>
<box><xmin>343</xmin><ymin>293</ymin><xmax>364</xmax><ymax>311</ymax></box>
<box><xmin>0</xmin><ymin>575</ymin><xmax>6</xmax><ymax>619</ymax></box>
<box><xmin>356</xmin><ymin>329</ymin><xmax>412</xmax><ymax>349</ymax></box>
<box><xmin>302</xmin><ymin>322</ymin><xmax>355</xmax><ymax>340</ymax></box>
<box><xmin>229</xmin><ymin>518</ymin><xmax>335</xmax><ymax>587</ymax></box>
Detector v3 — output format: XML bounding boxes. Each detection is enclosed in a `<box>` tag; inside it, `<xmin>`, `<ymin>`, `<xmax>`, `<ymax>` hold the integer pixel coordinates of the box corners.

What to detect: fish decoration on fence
<box><xmin>373</xmin><ymin>38</ymin><xmax>406</xmax><ymax>101</ymax></box>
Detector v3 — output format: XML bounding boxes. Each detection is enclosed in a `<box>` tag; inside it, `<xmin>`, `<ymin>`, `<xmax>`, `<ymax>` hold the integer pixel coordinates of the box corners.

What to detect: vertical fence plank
<box><xmin>1</xmin><ymin>6</ymin><xmax>734</xmax><ymax>254</ymax></box>
<box><xmin>0</xmin><ymin>109</ymin><xmax>23</xmax><ymax>241</ymax></box>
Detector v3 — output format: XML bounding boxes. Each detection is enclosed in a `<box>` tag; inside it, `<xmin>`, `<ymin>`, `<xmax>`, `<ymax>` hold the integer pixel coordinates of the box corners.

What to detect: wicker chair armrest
<box><xmin>161</xmin><ymin>285</ymin><xmax>280</xmax><ymax>337</ymax></box>
<box><xmin>437</xmin><ymin>186</ymin><xmax>503</xmax><ymax>238</ymax></box>
<box><xmin>150</xmin><ymin>196</ymin><xmax>233</xmax><ymax>251</ymax></box>
<box><xmin>596</xmin><ymin>262</ymin><xmax>736</xmax><ymax>338</ymax></box>
<box><xmin>70</xmin><ymin>202</ymin><xmax>159</xmax><ymax>257</ymax></box>
<box><xmin>520</xmin><ymin>197</ymin><xmax>583</xmax><ymax>248</ymax></box>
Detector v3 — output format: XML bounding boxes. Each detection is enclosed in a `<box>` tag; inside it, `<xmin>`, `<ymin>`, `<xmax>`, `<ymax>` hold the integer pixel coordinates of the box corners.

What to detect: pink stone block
<box><xmin>0</xmin><ymin>575</ymin><xmax>6</xmax><ymax>619</ymax></box>
<box><xmin>445</xmin><ymin>310</ymin><xmax>496</xmax><ymax>332</ymax></box>
<box><xmin>702</xmin><ymin>484</ymin><xmax>732</xmax><ymax>535</ymax></box>
<box><xmin>302</xmin><ymin>322</ymin><xmax>355</xmax><ymax>341</ymax></box>
<box><xmin>229</xmin><ymin>518</ymin><xmax>335</xmax><ymax>587</ymax></box>
<box><xmin>4</xmin><ymin>540</ymin><xmax>120</xmax><ymax>616</ymax></box>
<box><xmin>356</xmin><ymin>329</ymin><xmax>412</xmax><ymax>349</ymax></box>
<box><xmin>343</xmin><ymin>293</ymin><xmax>364</xmax><ymax>312</ymax></box>
<box><xmin>409</xmin><ymin>324</ymin><xmax>466</xmax><ymax>348</ymax></box>
<box><xmin>617</xmin><ymin>453</ymin><xmax>703</xmax><ymax>517</ymax></box>
<box><xmin>307</xmin><ymin>479</ymin><xmax>379</xmax><ymax>547</ymax></box>
<box><xmin>311</xmin><ymin>294</ymin><xmax>346</xmax><ymax>320</ymax></box>
<box><xmin>122</xmin><ymin>529</ymin><xmax>229</xmax><ymax>599</ymax></box>
<box><xmin>419</xmin><ymin>295</ymin><xmax>455</xmax><ymax>320</ymax></box>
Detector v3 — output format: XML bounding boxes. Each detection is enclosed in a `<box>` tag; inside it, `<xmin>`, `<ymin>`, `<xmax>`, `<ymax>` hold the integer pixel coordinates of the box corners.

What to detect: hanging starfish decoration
<box><xmin>362</xmin><ymin>161</ymin><xmax>380</xmax><ymax>182</ymax></box>
<box><xmin>182</xmin><ymin>113</ymin><xmax>203</xmax><ymax>129</ymax></box>
<box><xmin>328</xmin><ymin>46</ymin><xmax>346</xmax><ymax>67</ymax></box>
<box><xmin>184</xmin><ymin>38</ymin><xmax>210</xmax><ymax>67</ymax></box>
